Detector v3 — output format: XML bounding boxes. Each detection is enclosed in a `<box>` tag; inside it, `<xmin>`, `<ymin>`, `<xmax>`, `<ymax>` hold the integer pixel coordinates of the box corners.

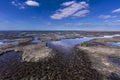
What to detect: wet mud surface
<box><xmin>0</xmin><ymin>31</ymin><xmax>120</xmax><ymax>80</ymax></box>
<box><xmin>0</xmin><ymin>48</ymin><xmax>103</xmax><ymax>80</ymax></box>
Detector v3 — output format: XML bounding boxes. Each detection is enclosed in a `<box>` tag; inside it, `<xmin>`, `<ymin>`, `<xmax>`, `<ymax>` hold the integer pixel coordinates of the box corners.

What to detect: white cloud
<box><xmin>73</xmin><ymin>10</ymin><xmax>90</xmax><ymax>17</ymax></box>
<box><xmin>11</xmin><ymin>0</ymin><xmax>40</xmax><ymax>9</ymax></box>
<box><xmin>11</xmin><ymin>1</ymin><xmax>17</xmax><ymax>6</ymax></box>
<box><xmin>104</xmin><ymin>20</ymin><xmax>120</xmax><ymax>24</ymax></box>
<box><xmin>114</xmin><ymin>20</ymin><xmax>120</xmax><ymax>23</ymax></box>
<box><xmin>11</xmin><ymin>0</ymin><xmax>25</xmax><ymax>9</ymax></box>
<box><xmin>25</xmin><ymin>0</ymin><xmax>40</xmax><ymax>6</ymax></box>
<box><xmin>98</xmin><ymin>15</ymin><xmax>117</xmax><ymax>19</ymax></box>
<box><xmin>62</xmin><ymin>1</ymin><xmax>75</xmax><ymax>6</ymax></box>
<box><xmin>112</xmin><ymin>8</ymin><xmax>120</xmax><ymax>13</ymax></box>
<box><xmin>51</xmin><ymin>1</ymin><xmax>89</xmax><ymax>20</ymax></box>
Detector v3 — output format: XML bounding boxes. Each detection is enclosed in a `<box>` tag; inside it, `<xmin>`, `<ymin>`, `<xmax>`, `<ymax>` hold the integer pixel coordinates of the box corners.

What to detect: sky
<box><xmin>0</xmin><ymin>0</ymin><xmax>120</xmax><ymax>31</ymax></box>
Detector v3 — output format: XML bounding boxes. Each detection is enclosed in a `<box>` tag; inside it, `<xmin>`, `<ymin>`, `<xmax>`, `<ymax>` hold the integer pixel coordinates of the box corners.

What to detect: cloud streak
<box><xmin>73</xmin><ymin>10</ymin><xmax>90</xmax><ymax>17</ymax></box>
<box><xmin>51</xmin><ymin>1</ymin><xmax>89</xmax><ymax>20</ymax></box>
<box><xmin>112</xmin><ymin>8</ymin><xmax>120</xmax><ymax>13</ymax></box>
<box><xmin>61</xmin><ymin>1</ymin><xmax>75</xmax><ymax>6</ymax></box>
<box><xmin>11</xmin><ymin>0</ymin><xmax>25</xmax><ymax>9</ymax></box>
<box><xmin>98</xmin><ymin>15</ymin><xmax>117</xmax><ymax>19</ymax></box>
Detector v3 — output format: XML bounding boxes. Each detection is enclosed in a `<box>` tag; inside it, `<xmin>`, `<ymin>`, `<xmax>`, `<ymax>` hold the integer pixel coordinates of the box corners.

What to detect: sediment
<box><xmin>0</xmin><ymin>43</ymin><xmax>103</xmax><ymax>80</ymax></box>
<box><xmin>76</xmin><ymin>37</ymin><xmax>120</xmax><ymax>80</ymax></box>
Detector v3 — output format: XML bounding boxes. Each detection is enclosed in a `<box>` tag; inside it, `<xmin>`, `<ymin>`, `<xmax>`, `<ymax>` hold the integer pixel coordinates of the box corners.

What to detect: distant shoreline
<box><xmin>0</xmin><ymin>30</ymin><xmax>120</xmax><ymax>32</ymax></box>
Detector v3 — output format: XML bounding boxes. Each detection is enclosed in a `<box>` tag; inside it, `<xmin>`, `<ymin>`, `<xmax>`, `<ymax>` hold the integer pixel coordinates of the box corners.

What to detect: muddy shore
<box><xmin>0</xmin><ymin>45</ymin><xmax>103</xmax><ymax>80</ymax></box>
<box><xmin>0</xmin><ymin>31</ymin><xmax>120</xmax><ymax>80</ymax></box>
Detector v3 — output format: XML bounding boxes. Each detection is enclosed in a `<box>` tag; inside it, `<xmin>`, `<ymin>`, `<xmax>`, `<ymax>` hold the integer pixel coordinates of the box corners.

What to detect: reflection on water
<box><xmin>0</xmin><ymin>40</ymin><xmax>18</xmax><ymax>45</ymax></box>
<box><xmin>0</xmin><ymin>41</ymin><xmax>4</xmax><ymax>45</ymax></box>
<box><xmin>46</xmin><ymin>34</ymin><xmax>120</xmax><ymax>54</ymax></box>
<box><xmin>47</xmin><ymin>37</ymin><xmax>93</xmax><ymax>53</ymax></box>
<box><xmin>109</xmin><ymin>56</ymin><xmax>120</xmax><ymax>66</ymax></box>
<box><xmin>109</xmin><ymin>73</ymin><xmax>120</xmax><ymax>80</ymax></box>
<box><xmin>107</xmin><ymin>42</ymin><xmax>120</xmax><ymax>47</ymax></box>
<box><xmin>32</xmin><ymin>36</ymin><xmax>40</xmax><ymax>43</ymax></box>
<box><xmin>93</xmin><ymin>34</ymin><xmax>120</xmax><ymax>38</ymax></box>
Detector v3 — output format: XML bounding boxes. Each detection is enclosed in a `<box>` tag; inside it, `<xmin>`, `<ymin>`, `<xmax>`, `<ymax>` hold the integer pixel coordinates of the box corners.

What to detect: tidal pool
<box><xmin>0</xmin><ymin>41</ymin><xmax>4</xmax><ymax>45</ymax></box>
<box><xmin>46</xmin><ymin>34</ymin><xmax>120</xmax><ymax>53</ymax></box>
<box><xmin>0</xmin><ymin>40</ymin><xmax>18</xmax><ymax>45</ymax></box>
<box><xmin>32</xmin><ymin>36</ymin><xmax>41</xmax><ymax>43</ymax></box>
<box><xmin>47</xmin><ymin>37</ymin><xmax>93</xmax><ymax>54</ymax></box>
<box><xmin>92</xmin><ymin>34</ymin><xmax>120</xmax><ymax>38</ymax></box>
<box><xmin>109</xmin><ymin>56</ymin><xmax>120</xmax><ymax>66</ymax></box>
<box><xmin>0</xmin><ymin>51</ymin><xmax>22</xmax><ymax>71</ymax></box>
<box><xmin>107</xmin><ymin>42</ymin><xmax>120</xmax><ymax>47</ymax></box>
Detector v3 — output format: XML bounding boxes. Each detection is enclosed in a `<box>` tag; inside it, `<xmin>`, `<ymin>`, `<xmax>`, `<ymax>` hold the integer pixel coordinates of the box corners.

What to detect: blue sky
<box><xmin>0</xmin><ymin>0</ymin><xmax>120</xmax><ymax>30</ymax></box>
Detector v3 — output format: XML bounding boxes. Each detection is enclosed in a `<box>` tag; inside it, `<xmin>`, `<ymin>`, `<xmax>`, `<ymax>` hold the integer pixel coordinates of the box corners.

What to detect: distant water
<box><xmin>93</xmin><ymin>34</ymin><xmax>120</xmax><ymax>38</ymax></box>
<box><xmin>0</xmin><ymin>40</ymin><xmax>18</xmax><ymax>45</ymax></box>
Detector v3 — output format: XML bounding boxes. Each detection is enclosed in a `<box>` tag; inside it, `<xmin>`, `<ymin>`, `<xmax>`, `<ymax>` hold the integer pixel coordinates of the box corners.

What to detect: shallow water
<box><xmin>46</xmin><ymin>34</ymin><xmax>120</xmax><ymax>54</ymax></box>
<box><xmin>0</xmin><ymin>51</ymin><xmax>22</xmax><ymax>70</ymax></box>
<box><xmin>5</xmin><ymin>41</ymin><xmax>18</xmax><ymax>45</ymax></box>
<box><xmin>0</xmin><ymin>51</ymin><xmax>22</xmax><ymax>62</ymax></box>
<box><xmin>109</xmin><ymin>56</ymin><xmax>120</xmax><ymax>66</ymax></box>
<box><xmin>107</xmin><ymin>42</ymin><xmax>120</xmax><ymax>47</ymax></box>
<box><xmin>0</xmin><ymin>41</ymin><xmax>4</xmax><ymax>45</ymax></box>
<box><xmin>93</xmin><ymin>34</ymin><xmax>120</xmax><ymax>38</ymax></box>
<box><xmin>0</xmin><ymin>40</ymin><xmax>18</xmax><ymax>45</ymax></box>
<box><xmin>32</xmin><ymin>36</ymin><xmax>40</xmax><ymax>43</ymax></box>
<box><xmin>47</xmin><ymin>37</ymin><xmax>93</xmax><ymax>54</ymax></box>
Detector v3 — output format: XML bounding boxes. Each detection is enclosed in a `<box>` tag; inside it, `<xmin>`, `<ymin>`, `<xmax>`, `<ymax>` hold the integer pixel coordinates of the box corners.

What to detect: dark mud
<box><xmin>109</xmin><ymin>56</ymin><xmax>120</xmax><ymax>66</ymax></box>
<box><xmin>0</xmin><ymin>47</ymin><xmax>103</xmax><ymax>80</ymax></box>
<box><xmin>0</xmin><ymin>31</ymin><xmax>120</xmax><ymax>80</ymax></box>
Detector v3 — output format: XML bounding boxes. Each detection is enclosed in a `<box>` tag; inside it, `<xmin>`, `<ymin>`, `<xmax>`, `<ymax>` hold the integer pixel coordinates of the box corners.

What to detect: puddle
<box><xmin>110</xmin><ymin>73</ymin><xmax>120</xmax><ymax>80</ymax></box>
<box><xmin>32</xmin><ymin>36</ymin><xmax>40</xmax><ymax>43</ymax></box>
<box><xmin>93</xmin><ymin>34</ymin><xmax>120</xmax><ymax>38</ymax></box>
<box><xmin>109</xmin><ymin>56</ymin><xmax>120</xmax><ymax>66</ymax></box>
<box><xmin>4</xmin><ymin>41</ymin><xmax>18</xmax><ymax>45</ymax></box>
<box><xmin>107</xmin><ymin>42</ymin><xmax>120</xmax><ymax>47</ymax></box>
<box><xmin>0</xmin><ymin>40</ymin><xmax>18</xmax><ymax>45</ymax></box>
<box><xmin>25</xmin><ymin>34</ymin><xmax>32</xmax><ymax>36</ymax></box>
<box><xmin>0</xmin><ymin>51</ymin><xmax>22</xmax><ymax>70</ymax></box>
<box><xmin>54</xmin><ymin>34</ymin><xmax>65</xmax><ymax>39</ymax></box>
<box><xmin>0</xmin><ymin>41</ymin><xmax>4</xmax><ymax>45</ymax></box>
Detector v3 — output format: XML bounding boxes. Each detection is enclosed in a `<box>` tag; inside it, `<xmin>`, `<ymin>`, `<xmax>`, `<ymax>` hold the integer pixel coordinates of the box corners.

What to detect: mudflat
<box><xmin>0</xmin><ymin>31</ymin><xmax>120</xmax><ymax>80</ymax></box>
